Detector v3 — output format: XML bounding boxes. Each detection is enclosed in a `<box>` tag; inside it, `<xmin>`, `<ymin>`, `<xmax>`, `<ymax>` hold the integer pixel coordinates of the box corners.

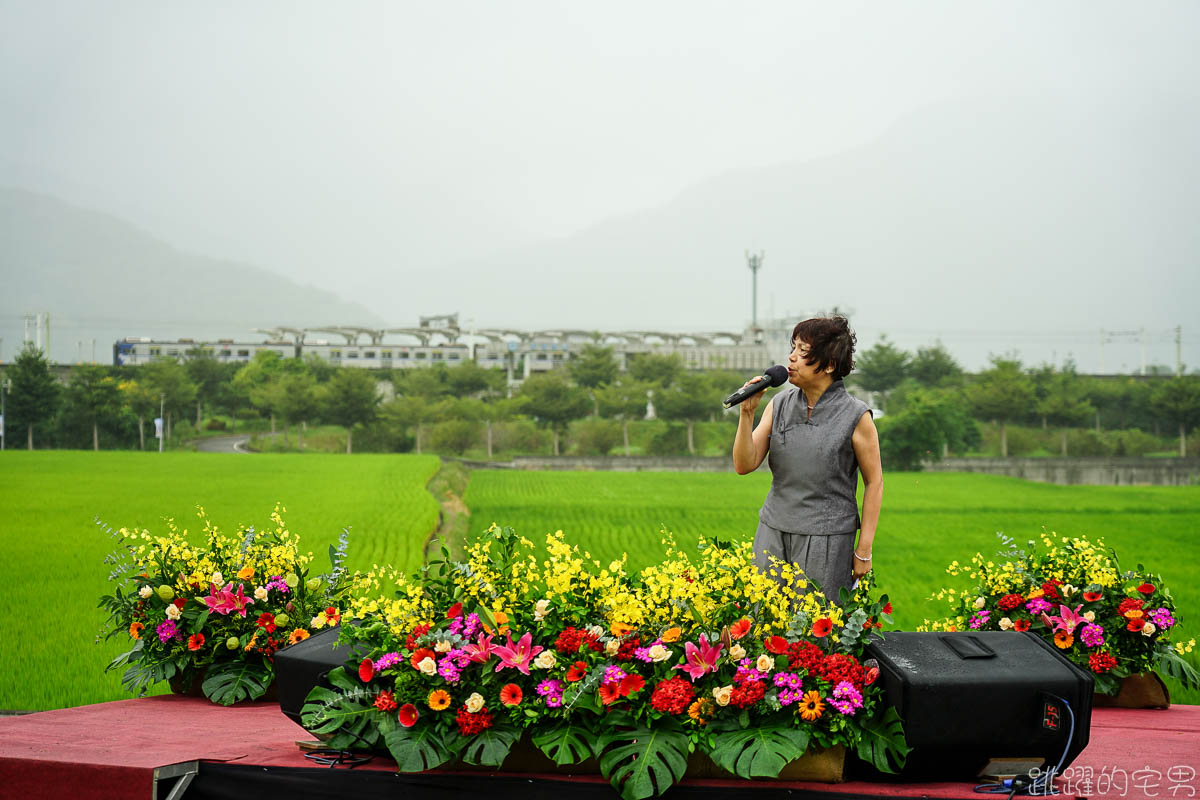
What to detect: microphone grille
<box><xmin>764</xmin><ymin>365</ymin><xmax>789</xmax><ymax>386</ymax></box>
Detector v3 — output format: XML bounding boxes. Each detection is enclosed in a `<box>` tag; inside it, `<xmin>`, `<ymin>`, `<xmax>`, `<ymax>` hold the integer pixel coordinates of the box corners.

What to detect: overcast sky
<box><xmin>2</xmin><ymin>1</ymin><xmax>1197</xmax><ymax>370</ymax></box>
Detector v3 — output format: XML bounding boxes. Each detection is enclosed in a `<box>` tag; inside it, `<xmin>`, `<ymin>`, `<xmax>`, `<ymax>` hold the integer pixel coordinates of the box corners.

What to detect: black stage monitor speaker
<box><xmin>865</xmin><ymin>631</ymin><xmax>1093</xmax><ymax>780</ymax></box>
<box><xmin>275</xmin><ymin>626</ymin><xmax>357</xmax><ymax>730</ymax></box>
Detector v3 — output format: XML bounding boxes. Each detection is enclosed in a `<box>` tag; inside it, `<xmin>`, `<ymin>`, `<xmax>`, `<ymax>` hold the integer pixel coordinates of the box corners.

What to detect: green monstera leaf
<box><xmin>532</xmin><ymin>722</ymin><xmax>596</xmax><ymax>766</ymax></box>
<box><xmin>597</xmin><ymin>722</ymin><xmax>690</xmax><ymax>800</ymax></box>
<box><xmin>299</xmin><ymin>667</ymin><xmax>380</xmax><ymax>750</ymax></box>
<box><xmin>855</xmin><ymin>705</ymin><xmax>909</xmax><ymax>774</ymax></box>
<box><xmin>383</xmin><ymin>723</ymin><xmax>453</xmax><ymax>772</ymax></box>
<box><xmin>459</xmin><ymin>725</ymin><xmax>520</xmax><ymax>768</ymax></box>
<box><xmin>707</xmin><ymin>723</ymin><xmax>811</xmax><ymax>779</ymax></box>
<box><xmin>202</xmin><ymin>659</ymin><xmax>271</xmax><ymax>706</ymax></box>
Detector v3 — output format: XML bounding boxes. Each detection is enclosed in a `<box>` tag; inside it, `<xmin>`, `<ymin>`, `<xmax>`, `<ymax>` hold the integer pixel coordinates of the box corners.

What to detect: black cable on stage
<box><xmin>972</xmin><ymin>695</ymin><xmax>1075</xmax><ymax>797</ymax></box>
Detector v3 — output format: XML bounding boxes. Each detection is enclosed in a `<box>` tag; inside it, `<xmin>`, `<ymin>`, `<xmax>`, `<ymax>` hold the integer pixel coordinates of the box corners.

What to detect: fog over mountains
<box><xmin>4</xmin><ymin>94</ymin><xmax>1194</xmax><ymax>371</ymax></box>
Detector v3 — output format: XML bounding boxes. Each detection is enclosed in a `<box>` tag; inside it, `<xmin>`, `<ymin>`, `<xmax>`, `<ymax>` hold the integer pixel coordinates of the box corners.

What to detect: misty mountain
<box><xmin>0</xmin><ymin>187</ymin><xmax>384</xmax><ymax>363</ymax></box>
<box><xmin>422</xmin><ymin>95</ymin><xmax>1198</xmax><ymax>367</ymax></box>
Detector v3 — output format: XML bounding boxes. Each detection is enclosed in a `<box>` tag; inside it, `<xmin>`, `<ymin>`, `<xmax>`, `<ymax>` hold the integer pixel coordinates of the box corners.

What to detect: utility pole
<box><xmin>1</xmin><ymin>378</ymin><xmax>9</xmax><ymax>451</ymax></box>
<box><xmin>746</xmin><ymin>251</ymin><xmax>764</xmax><ymax>328</ymax></box>
<box><xmin>1177</xmin><ymin>325</ymin><xmax>1183</xmax><ymax>377</ymax></box>
<box><xmin>1140</xmin><ymin>327</ymin><xmax>1146</xmax><ymax>376</ymax></box>
<box><xmin>159</xmin><ymin>393</ymin><xmax>165</xmax><ymax>453</ymax></box>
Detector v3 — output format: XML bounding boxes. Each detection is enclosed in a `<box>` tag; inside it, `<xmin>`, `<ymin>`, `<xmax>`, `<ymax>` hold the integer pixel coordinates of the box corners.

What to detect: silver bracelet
<box><xmin>852</xmin><ymin>551</ymin><xmax>872</xmax><ymax>562</ymax></box>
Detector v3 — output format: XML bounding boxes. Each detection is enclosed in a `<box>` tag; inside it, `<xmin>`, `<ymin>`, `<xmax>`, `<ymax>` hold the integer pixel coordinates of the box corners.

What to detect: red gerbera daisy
<box><xmin>410</xmin><ymin>648</ymin><xmax>435</xmax><ymax>669</ymax></box>
<box><xmin>359</xmin><ymin>657</ymin><xmax>376</xmax><ymax>683</ymax></box>
<box><xmin>1137</xmin><ymin>583</ymin><xmax>1155</xmax><ymax>595</ymax></box>
<box><xmin>1127</xmin><ymin>617</ymin><xmax>1146</xmax><ymax>632</ymax></box>
<box><xmin>565</xmin><ymin>660</ymin><xmax>589</xmax><ymax>682</ymax></box>
<box><xmin>1013</xmin><ymin>618</ymin><xmax>1031</xmax><ymax>632</ymax></box>
<box><xmin>446</xmin><ymin>602</ymin><xmax>464</xmax><ymax>619</ymax></box>
<box><xmin>811</xmin><ymin>618</ymin><xmax>833</xmax><ymax>638</ymax></box>
<box><xmin>729</xmin><ymin>618</ymin><xmax>752</xmax><ymax>640</ymax></box>
<box><xmin>398</xmin><ymin>703</ymin><xmax>419</xmax><ymax>727</ymax></box>
<box><xmin>1083</xmin><ymin>591</ymin><xmax>1103</xmax><ymax>603</ymax></box>
<box><xmin>499</xmin><ymin>683</ymin><xmax>523</xmax><ymax>706</ymax></box>
<box><xmin>598</xmin><ymin>683</ymin><xmax>621</xmax><ymax>705</ymax></box>
<box><xmin>619</xmin><ymin>673</ymin><xmax>646</xmax><ymax>697</ymax></box>
<box><xmin>257</xmin><ymin>612</ymin><xmax>277</xmax><ymax>633</ymax></box>
<box><xmin>187</xmin><ymin>633</ymin><xmax>205</xmax><ymax>651</ymax></box>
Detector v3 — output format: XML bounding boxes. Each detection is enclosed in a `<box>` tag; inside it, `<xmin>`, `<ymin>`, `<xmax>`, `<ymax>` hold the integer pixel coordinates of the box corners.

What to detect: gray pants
<box><xmin>753</xmin><ymin>520</ymin><xmax>856</xmax><ymax>605</ymax></box>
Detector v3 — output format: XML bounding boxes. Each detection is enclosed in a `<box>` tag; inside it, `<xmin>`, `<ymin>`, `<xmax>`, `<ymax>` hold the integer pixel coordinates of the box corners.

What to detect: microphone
<box><xmin>722</xmin><ymin>365</ymin><xmax>788</xmax><ymax>409</ymax></box>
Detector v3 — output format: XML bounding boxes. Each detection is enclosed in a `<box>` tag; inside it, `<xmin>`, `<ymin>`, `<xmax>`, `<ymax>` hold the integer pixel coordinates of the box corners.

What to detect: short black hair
<box><xmin>791</xmin><ymin>316</ymin><xmax>857</xmax><ymax>380</ymax></box>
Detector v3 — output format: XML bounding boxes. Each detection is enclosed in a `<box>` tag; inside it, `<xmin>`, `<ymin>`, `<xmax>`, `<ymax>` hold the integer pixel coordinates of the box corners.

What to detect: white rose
<box><xmin>465</xmin><ymin>692</ymin><xmax>485</xmax><ymax>713</ymax></box>
<box><xmin>1062</xmin><ymin>584</ymin><xmax>1077</xmax><ymax>598</ymax></box>
<box><xmin>712</xmin><ymin>686</ymin><xmax>732</xmax><ymax>707</ymax></box>
<box><xmin>534</xmin><ymin>599</ymin><xmax>551</xmax><ymax>622</ymax></box>
<box><xmin>1083</xmin><ymin>611</ymin><xmax>1096</xmax><ymax>623</ymax></box>
<box><xmin>756</xmin><ymin>654</ymin><xmax>774</xmax><ymax>673</ymax></box>
<box><xmin>418</xmin><ymin>657</ymin><xmax>438</xmax><ymax>675</ymax></box>
<box><xmin>534</xmin><ymin>651</ymin><xmax>557</xmax><ymax>669</ymax></box>
<box><xmin>605</xmin><ymin>639</ymin><xmax>621</xmax><ymax>656</ymax></box>
<box><xmin>999</xmin><ymin>617</ymin><xmax>1014</xmax><ymax>630</ymax></box>
<box><xmin>648</xmin><ymin>644</ymin><xmax>671</xmax><ymax>662</ymax></box>
<box><xmin>138</xmin><ymin>585</ymin><xmax>154</xmax><ymax>599</ymax></box>
<box><xmin>310</xmin><ymin>615</ymin><xmax>324</xmax><ymax>628</ymax></box>
<box><xmin>165</xmin><ymin>604</ymin><xmax>182</xmax><ymax>620</ymax></box>
<box><xmin>211</xmin><ymin>572</ymin><xmax>223</xmax><ymax>585</ymax></box>
<box><xmin>254</xmin><ymin>586</ymin><xmax>268</xmax><ymax>601</ymax></box>
<box><xmin>974</xmin><ymin>596</ymin><xmax>987</xmax><ymax>610</ymax></box>
<box><xmin>728</xmin><ymin>643</ymin><xmax>746</xmax><ymax>660</ymax></box>
<box><xmin>434</xmin><ymin>640</ymin><xmax>453</xmax><ymax>653</ymax></box>
<box><xmin>1142</xmin><ymin>623</ymin><xmax>1157</xmax><ymax>637</ymax></box>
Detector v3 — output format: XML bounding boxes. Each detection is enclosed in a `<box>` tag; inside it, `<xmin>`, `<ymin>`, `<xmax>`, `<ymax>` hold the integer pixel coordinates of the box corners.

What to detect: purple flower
<box><xmin>603</xmin><ymin>665</ymin><xmax>627</xmax><ymax>685</ymax></box>
<box><xmin>373</xmin><ymin>652</ymin><xmax>401</xmax><ymax>671</ymax></box>
<box><xmin>773</xmin><ymin>672</ymin><xmax>802</xmax><ymax>690</ymax></box>
<box><xmin>1080</xmin><ymin>624</ymin><xmax>1105</xmax><ymax>648</ymax></box>
<box><xmin>778</xmin><ymin>688</ymin><xmax>803</xmax><ymax>706</ymax></box>
<box><xmin>969</xmin><ymin>610</ymin><xmax>991</xmax><ymax>630</ymax></box>
<box><xmin>462</xmin><ymin>613</ymin><xmax>481</xmax><ymax>638</ymax></box>
<box><xmin>1025</xmin><ymin>598</ymin><xmax>1053</xmax><ymax>615</ymax></box>
<box><xmin>156</xmin><ymin>619</ymin><xmax>181</xmax><ymax>644</ymax></box>
<box><xmin>545</xmin><ymin>694</ymin><xmax>563</xmax><ymax>708</ymax></box>
<box><xmin>437</xmin><ymin>658</ymin><xmax>461</xmax><ymax>683</ymax></box>
<box><xmin>265</xmin><ymin>575</ymin><xmax>290</xmax><ymax>594</ymax></box>
<box><xmin>447</xmin><ymin>617</ymin><xmax>464</xmax><ymax>636</ymax></box>
<box><xmin>1149</xmin><ymin>608</ymin><xmax>1175</xmax><ymax>629</ymax></box>
<box><xmin>536</xmin><ymin>679</ymin><xmax>564</xmax><ymax>697</ymax></box>
<box><xmin>830</xmin><ymin>681</ymin><xmax>863</xmax><ymax>716</ymax></box>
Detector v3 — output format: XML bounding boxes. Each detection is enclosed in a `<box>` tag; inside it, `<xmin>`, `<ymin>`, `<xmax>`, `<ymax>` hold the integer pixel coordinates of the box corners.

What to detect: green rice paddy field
<box><xmin>1</xmin><ymin>452</ymin><xmax>1198</xmax><ymax>710</ymax></box>
<box><xmin>0</xmin><ymin>451</ymin><xmax>440</xmax><ymax>711</ymax></box>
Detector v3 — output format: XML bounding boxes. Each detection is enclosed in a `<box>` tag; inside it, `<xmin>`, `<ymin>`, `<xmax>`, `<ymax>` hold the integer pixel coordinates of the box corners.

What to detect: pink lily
<box><xmin>491</xmin><ymin>632</ymin><xmax>544</xmax><ymax>675</ymax></box>
<box><xmin>462</xmin><ymin>632</ymin><xmax>495</xmax><ymax>664</ymax></box>
<box><xmin>674</xmin><ymin>634</ymin><xmax>723</xmax><ymax>682</ymax></box>
<box><xmin>228</xmin><ymin>583</ymin><xmax>255</xmax><ymax>617</ymax></box>
<box><xmin>1041</xmin><ymin>604</ymin><xmax>1086</xmax><ymax>635</ymax></box>
<box><xmin>204</xmin><ymin>583</ymin><xmax>237</xmax><ymax>615</ymax></box>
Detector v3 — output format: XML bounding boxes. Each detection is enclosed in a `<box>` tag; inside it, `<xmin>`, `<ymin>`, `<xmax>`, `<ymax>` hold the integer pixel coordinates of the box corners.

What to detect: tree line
<box><xmin>2</xmin><ymin>340</ymin><xmax>1197</xmax><ymax>467</ymax></box>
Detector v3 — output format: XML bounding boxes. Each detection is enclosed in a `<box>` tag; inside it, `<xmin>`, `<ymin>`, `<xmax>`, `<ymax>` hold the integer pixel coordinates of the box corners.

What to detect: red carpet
<box><xmin>0</xmin><ymin>696</ymin><xmax>1196</xmax><ymax>800</ymax></box>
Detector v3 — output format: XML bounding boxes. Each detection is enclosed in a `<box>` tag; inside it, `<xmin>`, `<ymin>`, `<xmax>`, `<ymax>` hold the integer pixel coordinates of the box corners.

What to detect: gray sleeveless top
<box><xmin>758</xmin><ymin>380</ymin><xmax>871</xmax><ymax>535</ymax></box>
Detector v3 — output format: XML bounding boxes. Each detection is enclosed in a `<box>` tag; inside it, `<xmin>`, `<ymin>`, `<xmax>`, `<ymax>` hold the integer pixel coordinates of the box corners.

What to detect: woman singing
<box><xmin>732</xmin><ymin>316</ymin><xmax>882</xmax><ymax>602</ymax></box>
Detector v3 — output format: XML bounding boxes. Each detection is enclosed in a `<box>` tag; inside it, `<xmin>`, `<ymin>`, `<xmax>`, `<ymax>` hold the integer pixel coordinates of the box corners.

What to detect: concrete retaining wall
<box><xmin>930</xmin><ymin>458</ymin><xmax>1200</xmax><ymax>486</ymax></box>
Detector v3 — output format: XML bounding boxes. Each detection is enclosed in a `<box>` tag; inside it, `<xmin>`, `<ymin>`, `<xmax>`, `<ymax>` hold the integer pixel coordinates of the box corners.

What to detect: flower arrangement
<box><xmin>99</xmin><ymin>505</ymin><xmax>350</xmax><ymax>705</ymax></box>
<box><xmin>923</xmin><ymin>531</ymin><xmax>1199</xmax><ymax>696</ymax></box>
<box><xmin>301</xmin><ymin>526</ymin><xmax>908</xmax><ymax>799</ymax></box>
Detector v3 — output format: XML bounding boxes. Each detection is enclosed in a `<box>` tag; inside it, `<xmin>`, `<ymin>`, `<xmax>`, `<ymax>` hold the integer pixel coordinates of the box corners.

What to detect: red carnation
<box><xmin>446</xmin><ymin>602</ymin><xmax>463</xmax><ymax>619</ymax></box>
<box><xmin>615</xmin><ymin>636</ymin><xmax>641</xmax><ymax>662</ymax></box>
<box><xmin>173</xmin><ymin>597</ymin><xmax>187</xmax><ymax>610</ymax></box>
<box><xmin>455</xmin><ymin>706</ymin><xmax>493</xmax><ymax>735</ymax></box>
<box><xmin>816</xmin><ymin>653</ymin><xmax>866</xmax><ymax>689</ymax></box>
<box><xmin>554</xmin><ymin>627</ymin><xmax>602</xmax><ymax>655</ymax></box>
<box><xmin>730</xmin><ymin>680</ymin><xmax>766</xmax><ymax>709</ymax></box>
<box><xmin>998</xmin><ymin>593</ymin><xmax>1025</xmax><ymax>612</ymax></box>
<box><xmin>257</xmin><ymin>612</ymin><xmax>277</xmax><ymax>633</ymax></box>
<box><xmin>398</xmin><ymin>702</ymin><xmax>419</xmax><ymax>727</ymax></box>
<box><xmin>1137</xmin><ymin>583</ymin><xmax>1155</xmax><ymax>596</ymax></box>
<box><xmin>565</xmin><ymin>660</ymin><xmax>589</xmax><ymax>682</ymax></box>
<box><xmin>1088</xmin><ymin>652</ymin><xmax>1118</xmax><ymax>673</ymax></box>
<box><xmin>1118</xmin><ymin>598</ymin><xmax>1145</xmax><ymax>616</ymax></box>
<box><xmin>1041</xmin><ymin>580</ymin><xmax>1063</xmax><ymax>601</ymax></box>
<box><xmin>650</xmin><ymin>677</ymin><xmax>695</xmax><ymax>715</ymax></box>
<box><xmin>374</xmin><ymin>691</ymin><xmax>397</xmax><ymax>712</ymax></box>
<box><xmin>764</xmin><ymin>635</ymin><xmax>789</xmax><ymax>655</ymax></box>
<box><xmin>359</xmin><ymin>657</ymin><xmax>376</xmax><ymax>683</ymax></box>
<box><xmin>187</xmin><ymin>633</ymin><xmax>205</xmax><ymax>651</ymax></box>
<box><xmin>1012</xmin><ymin>618</ymin><xmax>1031</xmax><ymax>632</ymax></box>
<box><xmin>405</xmin><ymin>623</ymin><xmax>432</xmax><ymax>650</ymax></box>
<box><xmin>811</xmin><ymin>617</ymin><xmax>833</xmax><ymax>638</ymax></box>
<box><xmin>786</xmin><ymin>641</ymin><xmax>825</xmax><ymax>673</ymax></box>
